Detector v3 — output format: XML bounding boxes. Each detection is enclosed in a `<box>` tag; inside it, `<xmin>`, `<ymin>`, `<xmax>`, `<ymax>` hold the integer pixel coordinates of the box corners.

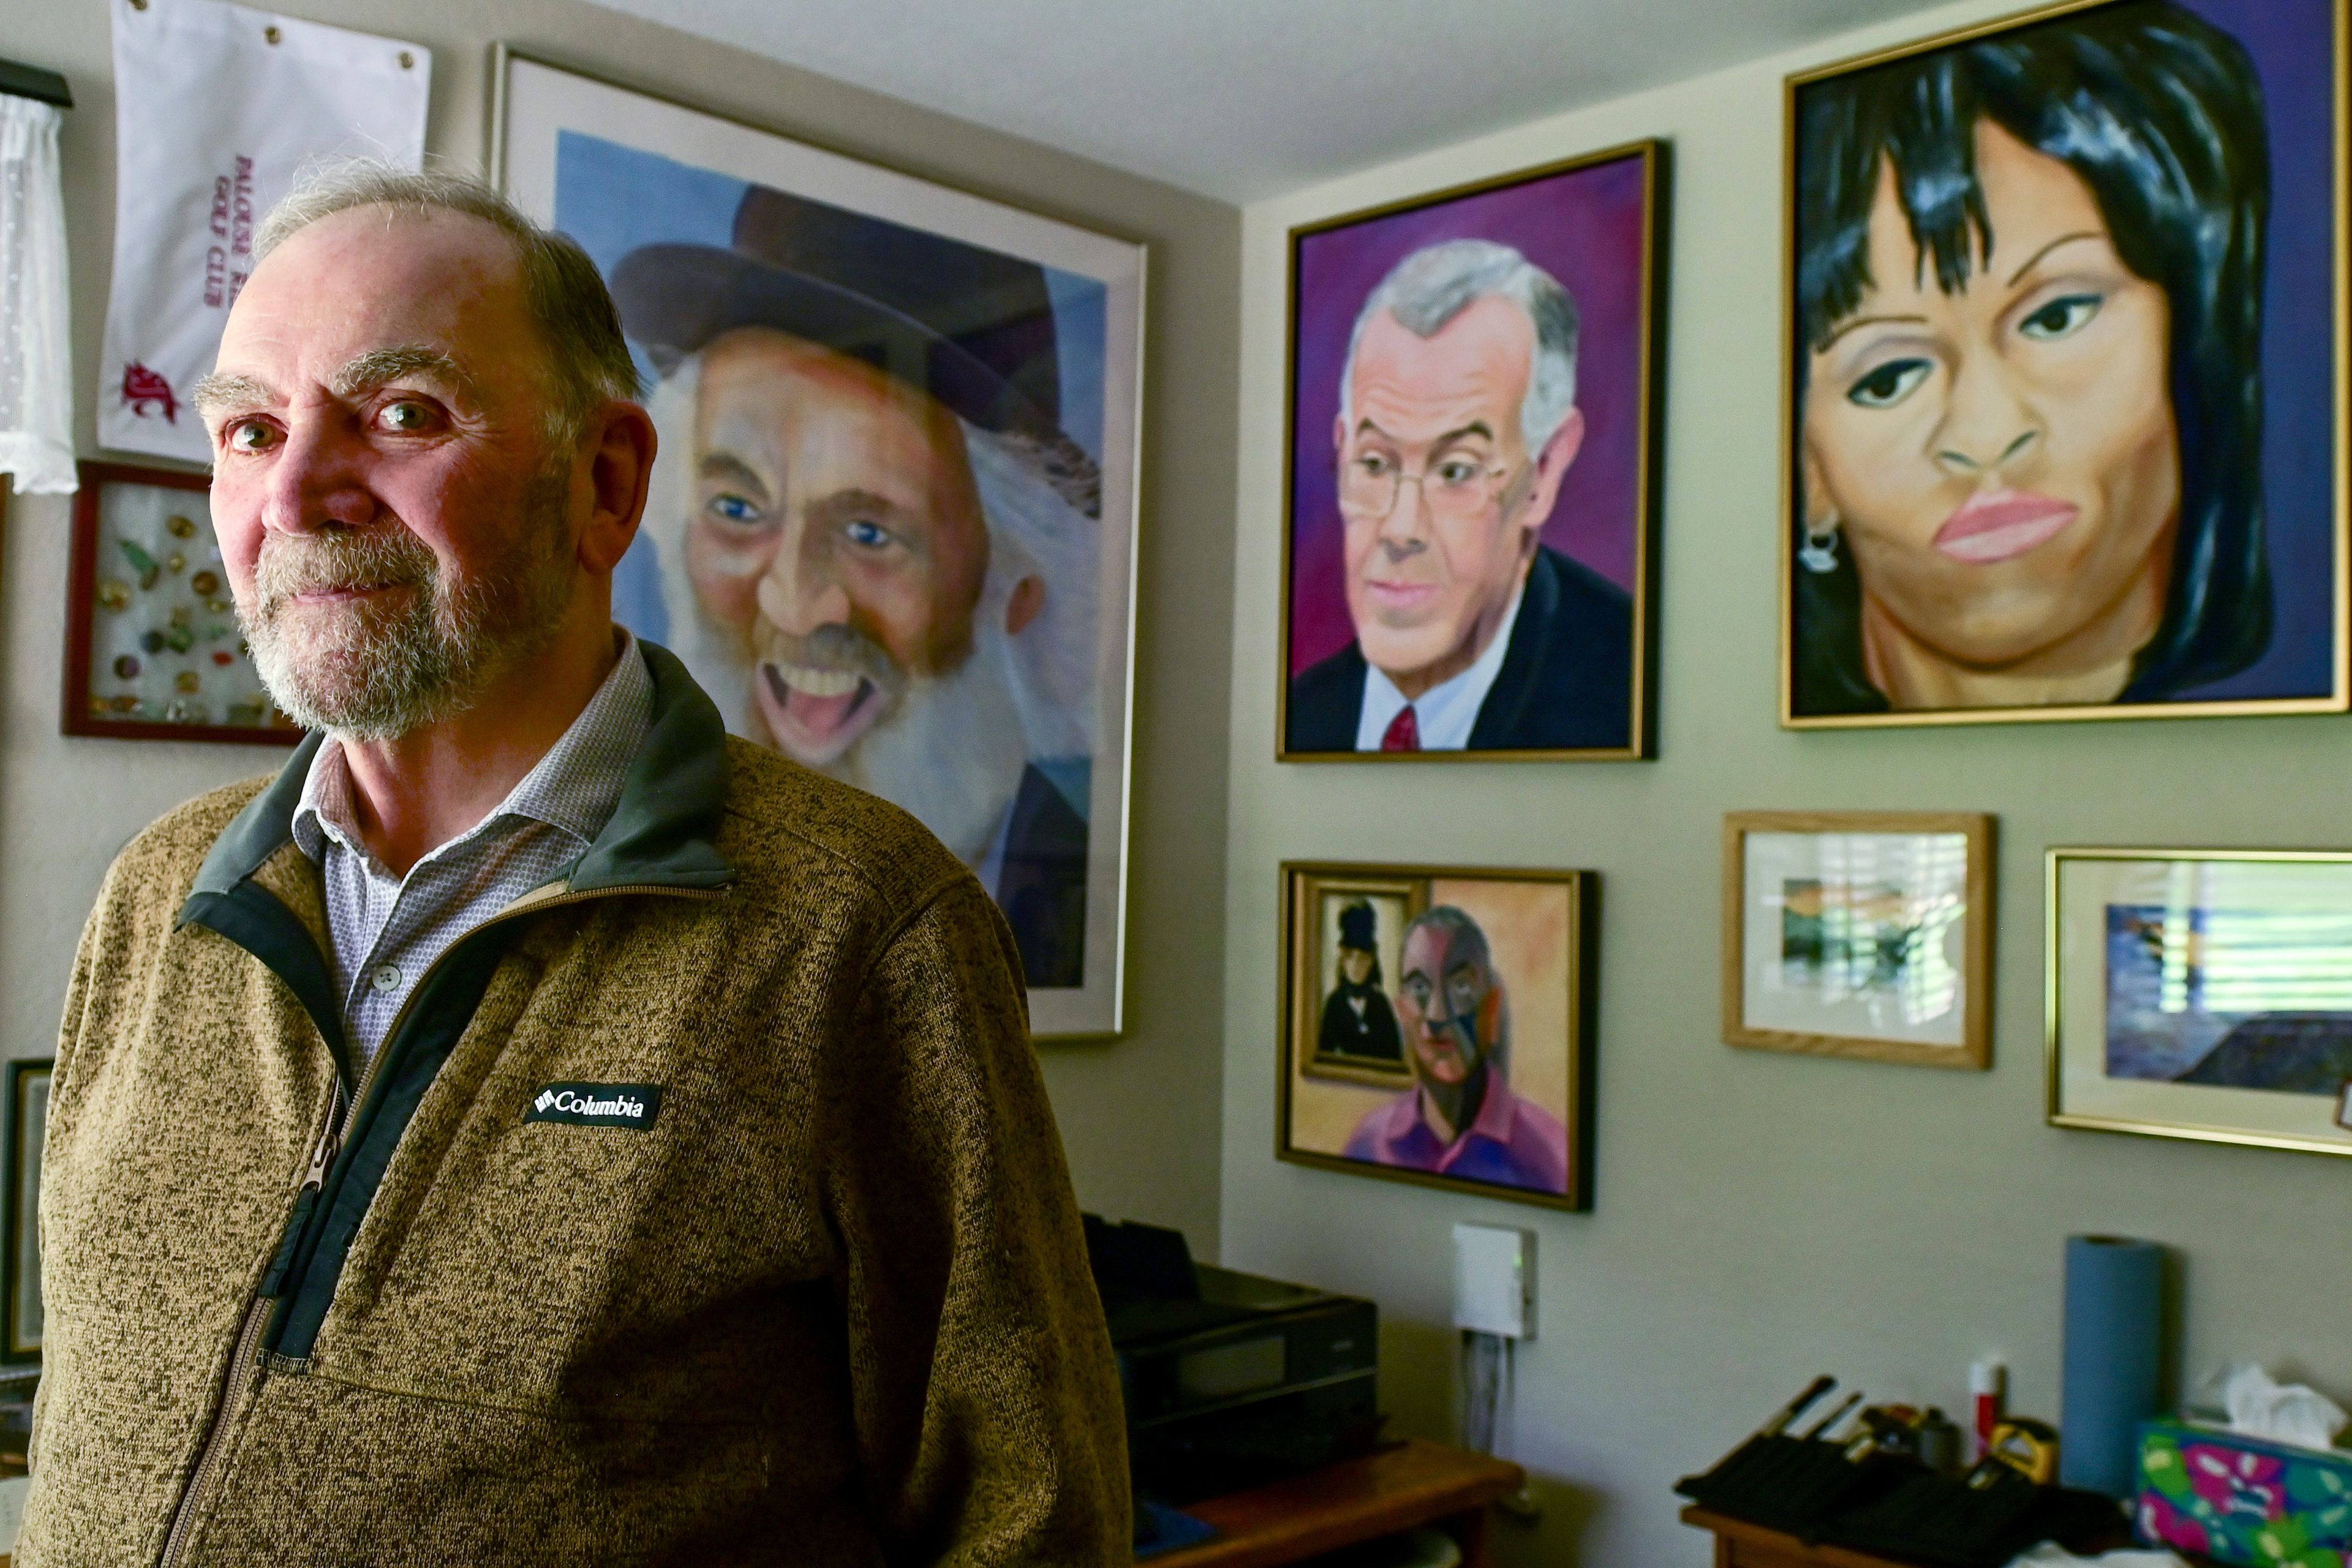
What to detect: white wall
<box><xmin>1221</xmin><ymin>2</ymin><xmax>2352</xmax><ymax>1563</ymax></box>
<box><xmin>3</xmin><ymin>0</ymin><xmax>1239</xmax><ymax>1250</ymax></box>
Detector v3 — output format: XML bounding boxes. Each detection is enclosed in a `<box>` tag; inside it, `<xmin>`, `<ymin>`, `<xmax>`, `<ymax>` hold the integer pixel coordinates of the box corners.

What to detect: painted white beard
<box><xmin>820</xmin><ymin>624</ymin><xmax>1031</xmax><ymax>867</ymax></box>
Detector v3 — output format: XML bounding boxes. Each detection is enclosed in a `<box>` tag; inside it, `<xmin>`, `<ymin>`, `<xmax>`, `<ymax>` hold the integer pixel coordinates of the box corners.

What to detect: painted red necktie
<box><xmin>1381</xmin><ymin>706</ymin><xmax>1420</xmax><ymax>752</ymax></box>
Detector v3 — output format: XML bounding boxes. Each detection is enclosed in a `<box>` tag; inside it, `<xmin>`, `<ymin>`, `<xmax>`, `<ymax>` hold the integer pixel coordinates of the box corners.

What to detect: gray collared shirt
<box><xmin>290</xmin><ymin>633</ymin><xmax>654</xmax><ymax>1071</ymax></box>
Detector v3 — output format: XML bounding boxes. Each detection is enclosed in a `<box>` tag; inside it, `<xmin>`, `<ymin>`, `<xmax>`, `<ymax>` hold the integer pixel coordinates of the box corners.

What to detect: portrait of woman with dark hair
<box><xmin>1786</xmin><ymin>0</ymin><xmax>2346</xmax><ymax>723</ymax></box>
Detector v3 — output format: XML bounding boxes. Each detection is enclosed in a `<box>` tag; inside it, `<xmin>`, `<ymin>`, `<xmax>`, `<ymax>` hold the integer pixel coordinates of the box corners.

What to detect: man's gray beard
<box><xmin>241</xmin><ymin>472</ymin><xmax>575</xmax><ymax>742</ymax></box>
<box><xmin>818</xmin><ymin>626</ymin><xmax>1031</xmax><ymax>868</ymax></box>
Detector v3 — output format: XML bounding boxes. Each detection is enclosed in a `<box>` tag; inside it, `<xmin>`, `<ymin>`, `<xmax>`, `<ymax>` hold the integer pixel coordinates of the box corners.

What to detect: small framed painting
<box><xmin>2050</xmin><ymin>848</ymin><xmax>2352</xmax><ymax>1158</ymax></box>
<box><xmin>3</xmin><ymin>1059</ymin><xmax>51</xmax><ymax>1366</ymax></box>
<box><xmin>1784</xmin><ymin>0</ymin><xmax>2348</xmax><ymax>728</ymax></box>
<box><xmin>1280</xmin><ymin>863</ymin><xmax>1597</xmax><ymax>1210</ymax></box>
<box><xmin>63</xmin><ymin>462</ymin><xmax>296</xmax><ymax>745</ymax></box>
<box><xmin>1723</xmin><ymin>811</ymin><xmax>1994</xmax><ymax>1068</ymax></box>
<box><xmin>1279</xmin><ymin>140</ymin><xmax>1665</xmax><ymax>761</ymax></box>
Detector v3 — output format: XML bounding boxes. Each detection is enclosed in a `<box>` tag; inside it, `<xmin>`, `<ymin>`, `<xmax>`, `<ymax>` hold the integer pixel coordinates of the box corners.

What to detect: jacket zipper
<box><xmin>151</xmin><ymin>881</ymin><xmax>722</xmax><ymax>1567</ymax></box>
<box><xmin>155</xmin><ymin>1079</ymin><xmax>340</xmax><ymax>1568</ymax></box>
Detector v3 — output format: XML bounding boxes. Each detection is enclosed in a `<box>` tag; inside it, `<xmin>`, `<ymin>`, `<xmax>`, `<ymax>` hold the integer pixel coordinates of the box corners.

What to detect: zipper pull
<box><xmin>300</xmin><ymin>1084</ymin><xmax>344</xmax><ymax>1193</ymax></box>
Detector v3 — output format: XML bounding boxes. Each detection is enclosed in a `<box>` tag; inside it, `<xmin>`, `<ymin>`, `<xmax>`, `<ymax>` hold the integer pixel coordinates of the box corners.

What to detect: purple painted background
<box><xmin>2172</xmin><ymin>0</ymin><xmax>2337</xmax><ymax>701</ymax></box>
<box><xmin>1286</xmin><ymin>153</ymin><xmax>1651</xmax><ymax>676</ymax></box>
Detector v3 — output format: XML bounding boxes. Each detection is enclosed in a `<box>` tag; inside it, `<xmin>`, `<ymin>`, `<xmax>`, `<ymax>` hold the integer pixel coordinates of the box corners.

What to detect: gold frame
<box><xmin>1276</xmin><ymin>861</ymin><xmax>1599</xmax><ymax>1212</ymax></box>
<box><xmin>2046</xmin><ymin>845</ymin><xmax>2352</xmax><ymax>1158</ymax></box>
<box><xmin>1779</xmin><ymin>0</ymin><xmax>2352</xmax><ymax>729</ymax></box>
<box><xmin>486</xmin><ymin>42</ymin><xmax>1149</xmax><ymax>1041</ymax></box>
<box><xmin>1275</xmin><ymin>139</ymin><xmax>1668</xmax><ymax>763</ymax></box>
<box><xmin>1722</xmin><ymin>810</ymin><xmax>1994</xmax><ymax>1068</ymax></box>
<box><xmin>1288</xmin><ymin>870</ymin><xmax>1428</xmax><ymax>1087</ymax></box>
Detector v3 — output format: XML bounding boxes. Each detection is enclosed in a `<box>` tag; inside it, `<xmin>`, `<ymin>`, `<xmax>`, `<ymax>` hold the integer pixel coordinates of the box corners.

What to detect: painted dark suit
<box><xmin>1285</xmin><ymin>545</ymin><xmax>1635</xmax><ymax>753</ymax></box>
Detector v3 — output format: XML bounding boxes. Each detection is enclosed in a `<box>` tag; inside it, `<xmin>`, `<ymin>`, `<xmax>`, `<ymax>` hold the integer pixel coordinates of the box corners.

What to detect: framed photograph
<box><xmin>63</xmin><ymin>462</ymin><xmax>297</xmax><ymax>745</ymax></box>
<box><xmin>1278</xmin><ymin>140</ymin><xmax>1665</xmax><ymax>762</ymax></box>
<box><xmin>1723</xmin><ymin>812</ymin><xmax>1994</xmax><ymax>1068</ymax></box>
<box><xmin>2050</xmin><ymin>848</ymin><xmax>2352</xmax><ymax>1157</ymax></box>
<box><xmin>494</xmin><ymin>50</ymin><xmax>1145</xmax><ymax>1036</ymax></box>
<box><xmin>3</xmin><ymin>1060</ymin><xmax>51</xmax><ymax>1366</ymax></box>
<box><xmin>1783</xmin><ymin>0</ymin><xmax>2349</xmax><ymax>728</ymax></box>
<box><xmin>1279</xmin><ymin>863</ymin><xmax>1597</xmax><ymax>1210</ymax></box>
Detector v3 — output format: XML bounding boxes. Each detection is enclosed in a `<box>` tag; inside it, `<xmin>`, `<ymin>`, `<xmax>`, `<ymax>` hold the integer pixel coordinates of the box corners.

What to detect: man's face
<box><xmin>200</xmin><ymin>206</ymin><xmax>579</xmax><ymax>736</ymax></box>
<box><xmin>1394</xmin><ymin>922</ymin><xmax>1500</xmax><ymax>1089</ymax></box>
<box><xmin>687</xmin><ymin>327</ymin><xmax>990</xmax><ymax>766</ymax></box>
<box><xmin>1336</xmin><ymin>296</ymin><xmax>1580</xmax><ymax>693</ymax></box>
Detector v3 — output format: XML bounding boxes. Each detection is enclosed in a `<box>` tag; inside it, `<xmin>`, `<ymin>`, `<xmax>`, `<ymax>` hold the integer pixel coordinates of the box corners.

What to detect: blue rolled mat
<box><xmin>2060</xmin><ymin>1234</ymin><xmax>2165</xmax><ymax>1497</ymax></box>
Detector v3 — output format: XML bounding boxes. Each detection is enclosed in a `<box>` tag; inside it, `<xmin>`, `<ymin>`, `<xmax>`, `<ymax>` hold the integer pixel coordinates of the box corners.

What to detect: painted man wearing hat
<box><xmin>1318</xmin><ymin>899</ymin><xmax>1403</xmax><ymax>1064</ymax></box>
<box><xmin>612</xmin><ymin>186</ymin><xmax>1099</xmax><ymax>987</ymax></box>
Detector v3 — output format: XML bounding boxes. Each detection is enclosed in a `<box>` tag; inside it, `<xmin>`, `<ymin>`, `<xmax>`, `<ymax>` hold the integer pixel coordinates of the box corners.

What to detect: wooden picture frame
<box><xmin>63</xmin><ymin>461</ymin><xmax>297</xmax><ymax>746</ymax></box>
<box><xmin>3</xmin><ymin>1059</ymin><xmax>51</xmax><ymax>1366</ymax></box>
<box><xmin>1278</xmin><ymin>139</ymin><xmax>1667</xmax><ymax>762</ymax></box>
<box><xmin>1781</xmin><ymin>0</ymin><xmax>2350</xmax><ymax>729</ymax></box>
<box><xmin>1279</xmin><ymin>862</ymin><xmax>1598</xmax><ymax>1211</ymax></box>
<box><xmin>2049</xmin><ymin>846</ymin><xmax>2352</xmax><ymax>1158</ymax></box>
<box><xmin>1722</xmin><ymin>811</ymin><xmax>1994</xmax><ymax>1069</ymax></box>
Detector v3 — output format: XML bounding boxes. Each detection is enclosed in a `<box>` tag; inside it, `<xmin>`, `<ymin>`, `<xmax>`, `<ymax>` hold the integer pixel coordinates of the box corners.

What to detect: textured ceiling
<box><xmin>581</xmin><ymin>0</ymin><xmax>1947</xmax><ymax>203</ymax></box>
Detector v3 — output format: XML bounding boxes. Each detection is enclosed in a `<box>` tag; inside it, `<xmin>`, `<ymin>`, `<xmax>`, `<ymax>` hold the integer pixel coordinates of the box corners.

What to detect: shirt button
<box><xmin>371</xmin><ymin>963</ymin><xmax>402</xmax><ymax>993</ymax></box>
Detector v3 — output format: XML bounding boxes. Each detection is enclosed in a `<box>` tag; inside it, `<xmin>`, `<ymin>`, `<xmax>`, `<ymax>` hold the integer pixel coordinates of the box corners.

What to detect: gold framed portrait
<box><xmin>1782</xmin><ymin>0</ymin><xmax>2350</xmax><ymax>728</ymax></box>
<box><xmin>1279</xmin><ymin>862</ymin><xmax>1597</xmax><ymax>1211</ymax></box>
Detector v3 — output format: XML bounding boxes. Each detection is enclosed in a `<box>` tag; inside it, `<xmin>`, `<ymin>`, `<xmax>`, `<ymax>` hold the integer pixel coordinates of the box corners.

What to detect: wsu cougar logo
<box><xmin>121</xmin><ymin>361</ymin><xmax>179</xmax><ymax>424</ymax></box>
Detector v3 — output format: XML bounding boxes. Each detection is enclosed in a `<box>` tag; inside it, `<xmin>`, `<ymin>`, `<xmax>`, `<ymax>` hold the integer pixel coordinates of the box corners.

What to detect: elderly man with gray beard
<box><xmin>20</xmin><ymin>165</ymin><xmax>1127</xmax><ymax>1568</ymax></box>
<box><xmin>611</xmin><ymin>186</ymin><xmax>1101</xmax><ymax>988</ymax></box>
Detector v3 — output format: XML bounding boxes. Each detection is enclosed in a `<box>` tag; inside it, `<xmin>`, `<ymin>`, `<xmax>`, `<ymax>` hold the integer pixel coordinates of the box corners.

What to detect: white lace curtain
<box><xmin>0</xmin><ymin>92</ymin><xmax>75</xmax><ymax>496</ymax></box>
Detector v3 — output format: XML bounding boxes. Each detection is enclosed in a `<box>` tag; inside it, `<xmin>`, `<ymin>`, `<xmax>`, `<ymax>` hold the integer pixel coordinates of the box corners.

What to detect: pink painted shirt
<box><xmin>1344</xmin><ymin>1077</ymin><xmax>1569</xmax><ymax>1195</ymax></box>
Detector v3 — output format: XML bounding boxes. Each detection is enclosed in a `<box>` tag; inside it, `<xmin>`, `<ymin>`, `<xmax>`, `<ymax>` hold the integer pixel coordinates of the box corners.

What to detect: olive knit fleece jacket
<box><xmin>20</xmin><ymin>645</ymin><xmax>1129</xmax><ymax>1567</ymax></box>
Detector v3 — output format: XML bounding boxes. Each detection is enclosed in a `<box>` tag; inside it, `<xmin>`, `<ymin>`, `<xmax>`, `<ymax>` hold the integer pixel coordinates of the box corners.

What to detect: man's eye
<box><xmin>226</xmin><ymin>420</ymin><xmax>274</xmax><ymax>453</ymax></box>
<box><xmin>704</xmin><ymin>493</ymin><xmax>763</xmax><ymax>526</ymax></box>
<box><xmin>377</xmin><ymin>400</ymin><xmax>436</xmax><ymax>432</ymax></box>
<box><xmin>2019</xmin><ymin>293</ymin><xmax>2102</xmax><ymax>342</ymax></box>
<box><xmin>843</xmin><ymin>519</ymin><xmax>894</xmax><ymax>549</ymax></box>
<box><xmin>1434</xmin><ymin>459</ymin><xmax>1483</xmax><ymax>488</ymax></box>
<box><xmin>1846</xmin><ymin>358</ymin><xmax>1933</xmax><ymax>409</ymax></box>
<box><xmin>1352</xmin><ymin>453</ymin><xmax>1396</xmax><ymax>478</ymax></box>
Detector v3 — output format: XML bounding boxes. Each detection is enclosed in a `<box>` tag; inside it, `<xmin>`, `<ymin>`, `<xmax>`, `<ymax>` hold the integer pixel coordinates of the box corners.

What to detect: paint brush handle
<box><xmin>1757</xmin><ymin>1375</ymin><xmax>1836</xmax><ymax>1438</ymax></box>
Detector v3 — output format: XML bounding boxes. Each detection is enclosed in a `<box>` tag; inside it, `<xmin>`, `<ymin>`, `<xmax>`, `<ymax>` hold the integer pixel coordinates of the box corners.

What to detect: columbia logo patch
<box><xmin>524</xmin><ymin>1082</ymin><xmax>662</xmax><ymax>1130</ymax></box>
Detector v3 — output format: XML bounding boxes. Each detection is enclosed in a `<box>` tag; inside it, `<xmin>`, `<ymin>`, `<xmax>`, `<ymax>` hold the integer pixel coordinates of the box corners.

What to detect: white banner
<box><xmin>99</xmin><ymin>0</ymin><xmax>429</xmax><ymax>462</ymax></box>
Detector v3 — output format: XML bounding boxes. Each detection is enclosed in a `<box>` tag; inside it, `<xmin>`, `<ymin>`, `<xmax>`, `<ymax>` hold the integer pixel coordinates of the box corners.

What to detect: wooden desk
<box><xmin>1682</xmin><ymin>1503</ymin><xmax>2184</xmax><ymax>1568</ymax></box>
<box><xmin>1152</xmin><ymin>1440</ymin><xmax>1525</xmax><ymax>1568</ymax></box>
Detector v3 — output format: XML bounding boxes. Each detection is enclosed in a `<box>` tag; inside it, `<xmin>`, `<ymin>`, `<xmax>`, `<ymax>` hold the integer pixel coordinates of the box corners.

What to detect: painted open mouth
<box><xmin>756</xmin><ymin>659</ymin><xmax>886</xmax><ymax>766</ymax></box>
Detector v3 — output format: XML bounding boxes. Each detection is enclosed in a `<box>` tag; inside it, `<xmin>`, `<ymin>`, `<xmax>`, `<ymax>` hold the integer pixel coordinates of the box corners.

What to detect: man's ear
<box><xmin>1006</xmin><ymin>575</ymin><xmax>1044</xmax><ymax>636</ymax></box>
<box><xmin>578</xmin><ymin>399</ymin><xmax>658</xmax><ymax>576</ymax></box>
<box><xmin>1514</xmin><ymin>407</ymin><xmax>1586</xmax><ymax>544</ymax></box>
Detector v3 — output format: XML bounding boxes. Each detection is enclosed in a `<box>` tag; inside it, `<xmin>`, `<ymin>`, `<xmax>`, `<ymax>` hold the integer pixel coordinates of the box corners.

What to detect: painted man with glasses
<box><xmin>1286</xmin><ymin>239</ymin><xmax>1634</xmax><ymax>753</ymax></box>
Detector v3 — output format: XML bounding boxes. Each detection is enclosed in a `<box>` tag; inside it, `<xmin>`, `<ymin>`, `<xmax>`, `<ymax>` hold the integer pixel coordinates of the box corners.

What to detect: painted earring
<box><xmin>1798</xmin><ymin>518</ymin><xmax>1842</xmax><ymax>575</ymax></box>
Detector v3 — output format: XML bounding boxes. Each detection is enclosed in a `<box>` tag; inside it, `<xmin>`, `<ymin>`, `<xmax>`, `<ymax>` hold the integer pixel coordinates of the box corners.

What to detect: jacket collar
<box><xmin>186</xmin><ymin>638</ymin><xmax>734</xmax><ymax>908</ymax></box>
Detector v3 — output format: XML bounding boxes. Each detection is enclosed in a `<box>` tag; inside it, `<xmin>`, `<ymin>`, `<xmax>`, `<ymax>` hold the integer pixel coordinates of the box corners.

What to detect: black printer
<box><xmin>1085</xmin><ymin>1215</ymin><xmax>1380</xmax><ymax>1504</ymax></box>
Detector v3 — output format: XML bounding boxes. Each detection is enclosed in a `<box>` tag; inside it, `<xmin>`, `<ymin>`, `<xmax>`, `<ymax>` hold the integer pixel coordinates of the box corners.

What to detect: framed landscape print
<box><xmin>4</xmin><ymin>1060</ymin><xmax>50</xmax><ymax>1366</ymax></box>
<box><xmin>496</xmin><ymin>50</ymin><xmax>1145</xmax><ymax>1036</ymax></box>
<box><xmin>1280</xmin><ymin>863</ymin><xmax>1597</xmax><ymax>1210</ymax></box>
<box><xmin>2050</xmin><ymin>848</ymin><xmax>2352</xmax><ymax>1157</ymax></box>
<box><xmin>1279</xmin><ymin>141</ymin><xmax>1665</xmax><ymax>762</ymax></box>
<box><xmin>1724</xmin><ymin>812</ymin><xmax>1994</xmax><ymax>1068</ymax></box>
<box><xmin>1784</xmin><ymin>0</ymin><xmax>2349</xmax><ymax>728</ymax></box>
<box><xmin>64</xmin><ymin>462</ymin><xmax>298</xmax><ymax>745</ymax></box>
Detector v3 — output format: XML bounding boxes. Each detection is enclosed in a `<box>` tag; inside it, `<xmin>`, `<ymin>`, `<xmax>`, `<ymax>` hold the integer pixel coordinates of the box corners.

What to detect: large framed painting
<box><xmin>1784</xmin><ymin>0</ymin><xmax>2349</xmax><ymax>728</ymax></box>
<box><xmin>495</xmin><ymin>50</ymin><xmax>1145</xmax><ymax>1036</ymax></box>
<box><xmin>64</xmin><ymin>462</ymin><xmax>299</xmax><ymax>744</ymax></box>
<box><xmin>1279</xmin><ymin>141</ymin><xmax>1665</xmax><ymax>762</ymax></box>
<box><xmin>1279</xmin><ymin>863</ymin><xmax>1597</xmax><ymax>1211</ymax></box>
<box><xmin>2049</xmin><ymin>848</ymin><xmax>2352</xmax><ymax>1157</ymax></box>
<box><xmin>1723</xmin><ymin>811</ymin><xmax>1994</xmax><ymax>1069</ymax></box>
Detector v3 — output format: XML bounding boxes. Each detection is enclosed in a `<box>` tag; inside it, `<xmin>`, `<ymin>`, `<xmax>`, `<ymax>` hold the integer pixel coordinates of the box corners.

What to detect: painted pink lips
<box><xmin>1932</xmin><ymin>489</ymin><xmax>2080</xmax><ymax>564</ymax></box>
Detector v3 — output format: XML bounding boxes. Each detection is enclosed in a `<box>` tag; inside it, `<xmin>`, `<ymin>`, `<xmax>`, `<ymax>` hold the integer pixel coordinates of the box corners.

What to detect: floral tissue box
<box><xmin>2138</xmin><ymin>1417</ymin><xmax>2352</xmax><ymax>1567</ymax></box>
